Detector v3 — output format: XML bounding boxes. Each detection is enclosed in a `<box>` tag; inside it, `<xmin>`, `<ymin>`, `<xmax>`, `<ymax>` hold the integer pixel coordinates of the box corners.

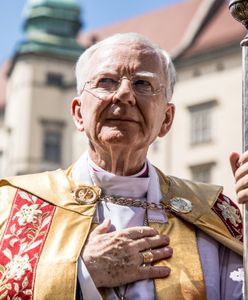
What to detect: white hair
<box><xmin>75</xmin><ymin>32</ymin><xmax>176</xmax><ymax>102</ymax></box>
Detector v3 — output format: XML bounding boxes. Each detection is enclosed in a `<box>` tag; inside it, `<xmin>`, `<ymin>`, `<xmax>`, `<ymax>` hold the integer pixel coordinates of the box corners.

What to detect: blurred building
<box><xmin>0</xmin><ymin>0</ymin><xmax>85</xmax><ymax>176</ymax></box>
<box><xmin>0</xmin><ymin>0</ymin><xmax>244</xmax><ymax>198</ymax></box>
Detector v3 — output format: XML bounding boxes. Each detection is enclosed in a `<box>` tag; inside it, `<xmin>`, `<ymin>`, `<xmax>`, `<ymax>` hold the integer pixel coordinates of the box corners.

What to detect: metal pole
<box><xmin>228</xmin><ymin>1</ymin><xmax>248</xmax><ymax>298</ymax></box>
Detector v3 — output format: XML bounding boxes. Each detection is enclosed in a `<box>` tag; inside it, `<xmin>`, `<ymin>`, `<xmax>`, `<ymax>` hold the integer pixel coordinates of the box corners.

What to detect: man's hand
<box><xmin>230</xmin><ymin>151</ymin><xmax>248</xmax><ymax>203</ymax></box>
<box><xmin>82</xmin><ymin>219</ymin><xmax>172</xmax><ymax>288</ymax></box>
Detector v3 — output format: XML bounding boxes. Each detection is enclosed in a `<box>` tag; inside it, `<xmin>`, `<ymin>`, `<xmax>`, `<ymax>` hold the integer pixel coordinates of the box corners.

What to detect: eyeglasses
<box><xmin>81</xmin><ymin>76</ymin><xmax>164</xmax><ymax>99</ymax></box>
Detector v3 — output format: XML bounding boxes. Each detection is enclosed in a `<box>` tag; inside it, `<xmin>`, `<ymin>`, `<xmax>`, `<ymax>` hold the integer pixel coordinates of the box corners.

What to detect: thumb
<box><xmin>229</xmin><ymin>152</ymin><xmax>240</xmax><ymax>176</ymax></box>
<box><xmin>91</xmin><ymin>218</ymin><xmax>112</xmax><ymax>236</ymax></box>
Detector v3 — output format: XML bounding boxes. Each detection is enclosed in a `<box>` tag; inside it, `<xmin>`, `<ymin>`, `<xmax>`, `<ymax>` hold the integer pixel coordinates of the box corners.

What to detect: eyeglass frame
<box><xmin>80</xmin><ymin>75</ymin><xmax>165</xmax><ymax>99</ymax></box>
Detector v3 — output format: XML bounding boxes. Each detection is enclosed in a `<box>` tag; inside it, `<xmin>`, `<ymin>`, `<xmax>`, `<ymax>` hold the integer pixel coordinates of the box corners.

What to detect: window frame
<box><xmin>189</xmin><ymin>162</ymin><xmax>216</xmax><ymax>184</ymax></box>
<box><xmin>188</xmin><ymin>100</ymin><xmax>217</xmax><ymax>146</ymax></box>
<box><xmin>40</xmin><ymin>119</ymin><xmax>65</xmax><ymax>165</ymax></box>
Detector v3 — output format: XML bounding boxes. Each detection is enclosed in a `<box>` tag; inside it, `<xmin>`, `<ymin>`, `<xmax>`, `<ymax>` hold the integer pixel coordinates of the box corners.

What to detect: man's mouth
<box><xmin>106</xmin><ymin>118</ymin><xmax>138</xmax><ymax>123</ymax></box>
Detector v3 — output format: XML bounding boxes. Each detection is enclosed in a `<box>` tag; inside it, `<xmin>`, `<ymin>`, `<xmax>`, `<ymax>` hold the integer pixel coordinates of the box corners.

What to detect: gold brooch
<box><xmin>74</xmin><ymin>185</ymin><xmax>101</xmax><ymax>205</ymax></box>
<box><xmin>169</xmin><ymin>197</ymin><xmax>192</xmax><ymax>214</ymax></box>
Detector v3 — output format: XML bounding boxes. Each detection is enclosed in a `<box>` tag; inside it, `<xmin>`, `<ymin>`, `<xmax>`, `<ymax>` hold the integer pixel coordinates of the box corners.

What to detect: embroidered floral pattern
<box><xmin>217</xmin><ymin>201</ymin><xmax>241</xmax><ymax>227</ymax></box>
<box><xmin>14</xmin><ymin>204</ymin><xmax>42</xmax><ymax>226</ymax></box>
<box><xmin>212</xmin><ymin>194</ymin><xmax>243</xmax><ymax>241</ymax></box>
<box><xmin>0</xmin><ymin>189</ymin><xmax>55</xmax><ymax>299</ymax></box>
<box><xmin>6</xmin><ymin>254</ymin><xmax>32</xmax><ymax>281</ymax></box>
<box><xmin>230</xmin><ymin>267</ymin><xmax>244</xmax><ymax>282</ymax></box>
<box><xmin>230</xmin><ymin>267</ymin><xmax>245</xmax><ymax>297</ymax></box>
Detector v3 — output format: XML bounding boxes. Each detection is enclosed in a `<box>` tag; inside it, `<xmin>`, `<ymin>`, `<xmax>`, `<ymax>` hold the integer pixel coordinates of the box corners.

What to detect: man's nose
<box><xmin>112</xmin><ymin>79</ymin><xmax>136</xmax><ymax>105</ymax></box>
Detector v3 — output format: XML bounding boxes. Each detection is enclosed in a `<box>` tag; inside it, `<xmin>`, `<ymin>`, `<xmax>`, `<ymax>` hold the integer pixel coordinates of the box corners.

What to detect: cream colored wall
<box><xmin>3</xmin><ymin>59</ymin><xmax>34</xmax><ymax>175</ymax></box>
<box><xmin>148</xmin><ymin>50</ymin><xmax>242</xmax><ymax>200</ymax></box>
<box><xmin>3</xmin><ymin>55</ymin><xmax>79</xmax><ymax>175</ymax></box>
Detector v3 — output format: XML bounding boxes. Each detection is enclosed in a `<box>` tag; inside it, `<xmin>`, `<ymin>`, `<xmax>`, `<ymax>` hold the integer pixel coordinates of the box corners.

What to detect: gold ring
<box><xmin>141</xmin><ymin>250</ymin><xmax>154</xmax><ymax>264</ymax></box>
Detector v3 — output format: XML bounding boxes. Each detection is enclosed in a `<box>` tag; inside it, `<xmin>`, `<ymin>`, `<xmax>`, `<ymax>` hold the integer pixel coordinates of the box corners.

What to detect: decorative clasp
<box><xmin>74</xmin><ymin>185</ymin><xmax>101</xmax><ymax>205</ymax></box>
<box><xmin>169</xmin><ymin>197</ymin><xmax>192</xmax><ymax>214</ymax></box>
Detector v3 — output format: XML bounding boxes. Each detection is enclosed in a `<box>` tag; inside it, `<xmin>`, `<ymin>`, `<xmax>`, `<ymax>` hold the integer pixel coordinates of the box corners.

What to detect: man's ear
<box><xmin>158</xmin><ymin>103</ymin><xmax>175</xmax><ymax>137</ymax></box>
<box><xmin>71</xmin><ymin>97</ymin><xmax>84</xmax><ymax>132</ymax></box>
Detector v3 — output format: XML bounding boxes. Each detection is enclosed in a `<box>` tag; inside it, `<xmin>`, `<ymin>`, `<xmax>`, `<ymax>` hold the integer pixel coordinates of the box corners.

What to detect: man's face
<box><xmin>72</xmin><ymin>42</ymin><xmax>175</xmax><ymax>152</ymax></box>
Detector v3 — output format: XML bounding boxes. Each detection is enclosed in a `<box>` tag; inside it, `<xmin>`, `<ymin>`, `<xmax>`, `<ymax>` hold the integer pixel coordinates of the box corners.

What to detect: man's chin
<box><xmin>100</xmin><ymin>130</ymin><xmax>135</xmax><ymax>145</ymax></box>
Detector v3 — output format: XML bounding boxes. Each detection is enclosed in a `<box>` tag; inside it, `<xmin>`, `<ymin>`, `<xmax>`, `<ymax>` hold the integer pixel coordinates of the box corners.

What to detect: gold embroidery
<box><xmin>217</xmin><ymin>201</ymin><xmax>242</xmax><ymax>226</ymax></box>
<box><xmin>0</xmin><ymin>190</ymin><xmax>55</xmax><ymax>299</ymax></box>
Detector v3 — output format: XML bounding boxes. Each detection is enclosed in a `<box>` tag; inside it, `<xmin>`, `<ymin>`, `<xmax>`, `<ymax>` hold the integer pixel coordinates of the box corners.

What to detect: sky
<box><xmin>0</xmin><ymin>0</ymin><xmax>183</xmax><ymax>65</ymax></box>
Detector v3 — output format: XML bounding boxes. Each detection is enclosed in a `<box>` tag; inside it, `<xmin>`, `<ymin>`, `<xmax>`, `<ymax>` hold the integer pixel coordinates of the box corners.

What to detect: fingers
<box><xmin>91</xmin><ymin>224</ymin><xmax>162</xmax><ymax>241</ymax></box>
<box><xmin>235</xmin><ymin>169</ymin><xmax>248</xmax><ymax>191</ymax></box>
<box><xmin>234</xmin><ymin>162</ymin><xmax>248</xmax><ymax>182</ymax></box>
<box><xmin>132</xmin><ymin>234</ymin><xmax>170</xmax><ymax>251</ymax></box>
<box><xmin>97</xmin><ymin>225</ymin><xmax>170</xmax><ymax>256</ymax></box>
<box><xmin>120</xmin><ymin>227</ymin><xmax>171</xmax><ymax>260</ymax></box>
<box><xmin>150</xmin><ymin>246</ymin><xmax>173</xmax><ymax>262</ymax></box>
<box><xmin>230</xmin><ymin>151</ymin><xmax>248</xmax><ymax>203</ymax></box>
<box><xmin>138</xmin><ymin>247</ymin><xmax>173</xmax><ymax>265</ymax></box>
<box><xmin>239</xmin><ymin>151</ymin><xmax>248</xmax><ymax>164</ymax></box>
<box><xmin>138</xmin><ymin>265</ymin><xmax>171</xmax><ymax>280</ymax></box>
<box><xmin>83</xmin><ymin>223</ymin><xmax>172</xmax><ymax>287</ymax></box>
<box><xmin>236</xmin><ymin>189</ymin><xmax>248</xmax><ymax>204</ymax></box>
<box><xmin>229</xmin><ymin>152</ymin><xmax>240</xmax><ymax>175</ymax></box>
<box><xmin>122</xmin><ymin>226</ymin><xmax>159</xmax><ymax>240</ymax></box>
<box><xmin>91</xmin><ymin>218</ymin><xmax>112</xmax><ymax>236</ymax></box>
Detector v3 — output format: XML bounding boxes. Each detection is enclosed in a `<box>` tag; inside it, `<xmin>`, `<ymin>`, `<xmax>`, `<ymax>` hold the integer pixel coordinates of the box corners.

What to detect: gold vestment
<box><xmin>0</xmin><ymin>169</ymin><xmax>242</xmax><ymax>299</ymax></box>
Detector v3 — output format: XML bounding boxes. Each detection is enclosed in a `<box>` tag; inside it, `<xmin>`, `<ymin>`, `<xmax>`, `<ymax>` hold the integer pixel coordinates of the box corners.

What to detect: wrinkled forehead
<box><xmin>85</xmin><ymin>42</ymin><xmax>165</xmax><ymax>79</ymax></box>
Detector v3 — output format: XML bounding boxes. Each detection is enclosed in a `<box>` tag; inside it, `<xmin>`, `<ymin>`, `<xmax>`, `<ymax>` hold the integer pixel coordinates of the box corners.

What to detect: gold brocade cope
<box><xmin>150</xmin><ymin>218</ymin><xmax>206</xmax><ymax>300</ymax></box>
<box><xmin>0</xmin><ymin>167</ymin><xmax>243</xmax><ymax>299</ymax></box>
<box><xmin>33</xmin><ymin>205</ymin><xmax>95</xmax><ymax>300</ymax></box>
<box><xmin>150</xmin><ymin>170</ymin><xmax>207</xmax><ymax>300</ymax></box>
<box><xmin>156</xmin><ymin>169</ymin><xmax>243</xmax><ymax>257</ymax></box>
<box><xmin>0</xmin><ymin>172</ymin><xmax>99</xmax><ymax>300</ymax></box>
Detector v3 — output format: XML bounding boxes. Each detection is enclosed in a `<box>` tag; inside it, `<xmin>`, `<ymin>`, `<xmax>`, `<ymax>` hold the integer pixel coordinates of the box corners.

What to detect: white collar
<box><xmin>88</xmin><ymin>155</ymin><xmax>150</xmax><ymax>198</ymax></box>
<box><xmin>72</xmin><ymin>152</ymin><xmax>167</xmax><ymax>223</ymax></box>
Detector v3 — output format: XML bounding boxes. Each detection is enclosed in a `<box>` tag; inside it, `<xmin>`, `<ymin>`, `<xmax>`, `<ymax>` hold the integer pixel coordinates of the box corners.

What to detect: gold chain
<box><xmin>100</xmin><ymin>194</ymin><xmax>169</xmax><ymax>211</ymax></box>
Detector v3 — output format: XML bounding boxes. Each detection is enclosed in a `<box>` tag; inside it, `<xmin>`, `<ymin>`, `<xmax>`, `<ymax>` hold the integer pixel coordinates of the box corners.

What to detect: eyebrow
<box><xmin>132</xmin><ymin>71</ymin><xmax>160</xmax><ymax>82</ymax></box>
<box><xmin>89</xmin><ymin>71</ymin><xmax>160</xmax><ymax>82</ymax></box>
<box><xmin>90</xmin><ymin>71</ymin><xmax>118</xmax><ymax>80</ymax></box>
<box><xmin>133</xmin><ymin>71</ymin><xmax>159</xmax><ymax>78</ymax></box>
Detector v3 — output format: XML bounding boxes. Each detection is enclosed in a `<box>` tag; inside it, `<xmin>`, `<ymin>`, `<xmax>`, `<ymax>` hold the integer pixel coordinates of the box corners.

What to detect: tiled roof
<box><xmin>79</xmin><ymin>0</ymin><xmax>244</xmax><ymax>58</ymax></box>
<box><xmin>79</xmin><ymin>0</ymin><xmax>202</xmax><ymax>54</ymax></box>
<box><xmin>180</xmin><ymin>2</ymin><xmax>245</xmax><ymax>58</ymax></box>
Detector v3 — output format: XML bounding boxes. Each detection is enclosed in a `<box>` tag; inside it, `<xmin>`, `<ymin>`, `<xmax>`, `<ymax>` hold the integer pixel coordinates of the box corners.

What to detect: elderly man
<box><xmin>0</xmin><ymin>33</ymin><xmax>245</xmax><ymax>300</ymax></box>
